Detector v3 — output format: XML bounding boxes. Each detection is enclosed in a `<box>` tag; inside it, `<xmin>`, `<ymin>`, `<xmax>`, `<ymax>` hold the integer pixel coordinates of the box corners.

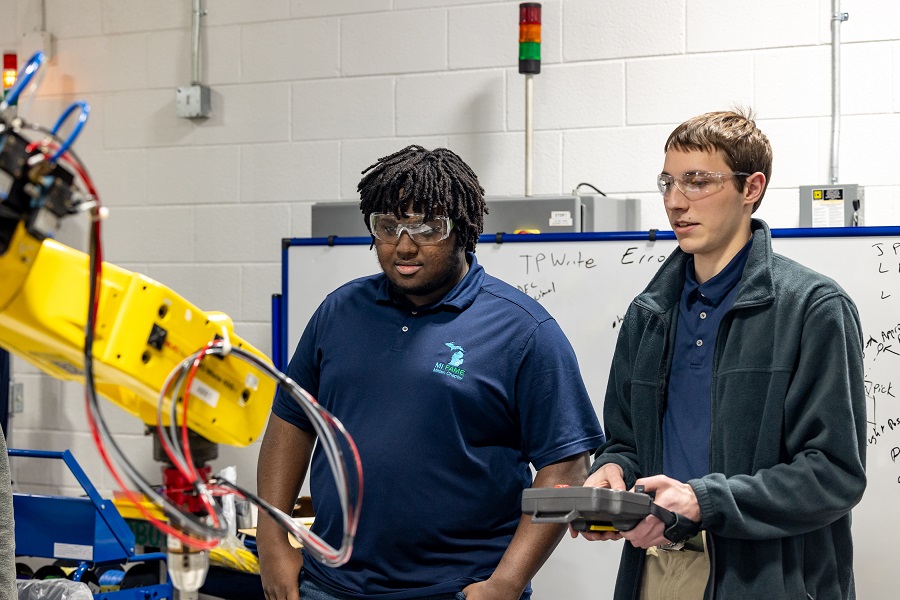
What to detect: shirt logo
<box><xmin>433</xmin><ymin>342</ymin><xmax>466</xmax><ymax>380</ymax></box>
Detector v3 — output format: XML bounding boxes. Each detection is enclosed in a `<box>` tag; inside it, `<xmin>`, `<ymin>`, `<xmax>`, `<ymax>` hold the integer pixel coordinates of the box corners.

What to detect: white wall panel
<box><xmin>837</xmin><ymin>114</ymin><xmax>900</xmax><ymax>186</ymax></box>
<box><xmin>242</xmin><ymin>141</ymin><xmax>341</xmax><ymax>202</ymax></box>
<box><xmin>840</xmin><ymin>42</ymin><xmax>894</xmax><ymax>115</ymax></box>
<box><xmin>507</xmin><ymin>62</ymin><xmax>625</xmax><ymax>130</ymax></box>
<box><xmin>193</xmin><ymin>83</ymin><xmax>291</xmax><ymax>145</ymax></box>
<box><xmin>102</xmin><ymin>206</ymin><xmax>195</xmax><ymax>263</ymax></box>
<box><xmin>145</xmin><ymin>146</ymin><xmax>241</xmax><ymax>204</ymax></box>
<box><xmin>448</xmin><ymin>130</ymin><xmax>563</xmax><ymax>195</ymax></box>
<box><xmin>397</xmin><ymin>70</ymin><xmax>505</xmax><ymax>135</ymax></box>
<box><xmin>627</xmin><ymin>54</ymin><xmax>755</xmax><ymax>126</ymax></box>
<box><xmin>48</xmin><ymin>34</ymin><xmax>148</xmax><ymax>95</ymax></box>
<box><xmin>291</xmin><ymin>0</ymin><xmax>391</xmax><ymax>18</ymax></box>
<box><xmin>839</xmin><ymin>0</ymin><xmax>900</xmax><ymax>44</ymax></box>
<box><xmin>755</xmin><ymin>46</ymin><xmax>832</xmax><ymax>118</ymax></box>
<box><xmin>101</xmin><ymin>0</ymin><xmax>188</xmax><ymax>34</ymax></box>
<box><xmin>563</xmin><ymin>0</ymin><xmax>685</xmax><ymax>61</ymax></box>
<box><xmin>206</xmin><ymin>0</ymin><xmax>291</xmax><ymax>26</ymax></box>
<box><xmin>894</xmin><ymin>42</ymin><xmax>900</xmax><ymax>113</ymax></box>
<box><xmin>103</xmin><ymin>89</ymin><xmax>196</xmax><ymax>148</ymax></box>
<box><xmin>292</xmin><ymin>77</ymin><xmax>394</xmax><ymax>140</ymax></box>
<box><xmin>342</xmin><ymin>10</ymin><xmax>447</xmax><ymax>76</ymax></box>
<box><xmin>687</xmin><ymin>0</ymin><xmax>819</xmax><ymax>52</ymax></box>
<box><xmin>205</xmin><ymin>25</ymin><xmax>243</xmax><ymax>85</ymax></box>
<box><xmin>194</xmin><ymin>204</ymin><xmax>291</xmax><ymax>263</ymax></box>
<box><xmin>87</xmin><ymin>149</ymin><xmax>149</xmax><ymax>207</ymax></box>
<box><xmin>45</xmin><ymin>0</ymin><xmax>103</xmax><ymax>39</ymax></box>
<box><xmin>242</xmin><ymin>18</ymin><xmax>340</xmax><ymax>82</ymax></box>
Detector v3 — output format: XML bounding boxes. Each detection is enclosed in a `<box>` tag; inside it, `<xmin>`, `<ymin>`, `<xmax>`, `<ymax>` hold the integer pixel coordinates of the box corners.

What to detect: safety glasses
<box><xmin>369</xmin><ymin>213</ymin><xmax>454</xmax><ymax>246</ymax></box>
<box><xmin>657</xmin><ymin>171</ymin><xmax>751</xmax><ymax>200</ymax></box>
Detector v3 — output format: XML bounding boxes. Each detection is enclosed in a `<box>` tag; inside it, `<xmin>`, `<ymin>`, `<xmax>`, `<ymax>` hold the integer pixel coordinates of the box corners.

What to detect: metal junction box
<box><xmin>176</xmin><ymin>84</ymin><xmax>211</xmax><ymax>119</ymax></box>
<box><xmin>799</xmin><ymin>184</ymin><xmax>864</xmax><ymax>228</ymax></box>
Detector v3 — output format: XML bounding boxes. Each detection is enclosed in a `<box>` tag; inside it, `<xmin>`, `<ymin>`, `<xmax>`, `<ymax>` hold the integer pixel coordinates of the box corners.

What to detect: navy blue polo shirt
<box><xmin>273</xmin><ymin>253</ymin><xmax>603</xmax><ymax>599</ymax></box>
<box><xmin>663</xmin><ymin>239</ymin><xmax>752</xmax><ymax>483</ymax></box>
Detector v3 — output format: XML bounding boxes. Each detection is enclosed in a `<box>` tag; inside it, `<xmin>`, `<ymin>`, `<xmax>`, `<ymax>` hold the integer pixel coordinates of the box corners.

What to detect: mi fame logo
<box><xmin>433</xmin><ymin>342</ymin><xmax>466</xmax><ymax>380</ymax></box>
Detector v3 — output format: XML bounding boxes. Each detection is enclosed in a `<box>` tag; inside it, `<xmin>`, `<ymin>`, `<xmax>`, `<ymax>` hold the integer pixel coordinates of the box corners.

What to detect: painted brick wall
<box><xmin>0</xmin><ymin>0</ymin><xmax>897</xmax><ymax>502</ymax></box>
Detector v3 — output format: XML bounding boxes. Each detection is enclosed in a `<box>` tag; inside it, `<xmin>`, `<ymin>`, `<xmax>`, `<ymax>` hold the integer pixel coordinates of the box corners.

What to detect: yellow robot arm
<box><xmin>0</xmin><ymin>220</ymin><xmax>275</xmax><ymax>447</ymax></box>
<box><xmin>1</xmin><ymin>58</ymin><xmax>359</xmax><ymax>592</ymax></box>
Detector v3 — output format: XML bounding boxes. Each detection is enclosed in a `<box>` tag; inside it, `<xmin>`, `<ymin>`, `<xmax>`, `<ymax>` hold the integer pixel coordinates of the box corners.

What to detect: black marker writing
<box><xmin>519</xmin><ymin>252</ymin><xmax>596</xmax><ymax>274</ymax></box>
<box><xmin>620</xmin><ymin>247</ymin><xmax>667</xmax><ymax>265</ymax></box>
<box><xmin>516</xmin><ymin>281</ymin><xmax>557</xmax><ymax>301</ymax></box>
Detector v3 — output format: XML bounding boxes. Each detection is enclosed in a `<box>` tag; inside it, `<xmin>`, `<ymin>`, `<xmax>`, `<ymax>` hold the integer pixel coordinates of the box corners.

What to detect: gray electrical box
<box><xmin>309</xmin><ymin>194</ymin><xmax>642</xmax><ymax>238</ymax></box>
<box><xmin>176</xmin><ymin>84</ymin><xmax>211</xmax><ymax>119</ymax></box>
<box><xmin>483</xmin><ymin>195</ymin><xmax>582</xmax><ymax>234</ymax></box>
<box><xmin>799</xmin><ymin>184</ymin><xmax>864</xmax><ymax>227</ymax></box>
<box><xmin>311</xmin><ymin>202</ymin><xmax>367</xmax><ymax>238</ymax></box>
<box><xmin>580</xmin><ymin>194</ymin><xmax>642</xmax><ymax>233</ymax></box>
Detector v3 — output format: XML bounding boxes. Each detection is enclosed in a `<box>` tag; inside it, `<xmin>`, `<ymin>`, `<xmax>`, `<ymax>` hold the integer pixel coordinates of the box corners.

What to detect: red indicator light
<box><xmin>2</xmin><ymin>53</ymin><xmax>17</xmax><ymax>91</ymax></box>
<box><xmin>519</xmin><ymin>3</ymin><xmax>541</xmax><ymax>25</ymax></box>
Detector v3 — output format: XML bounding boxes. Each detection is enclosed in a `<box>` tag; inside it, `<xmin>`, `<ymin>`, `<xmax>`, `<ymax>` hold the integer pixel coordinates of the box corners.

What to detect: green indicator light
<box><xmin>519</xmin><ymin>42</ymin><xmax>541</xmax><ymax>61</ymax></box>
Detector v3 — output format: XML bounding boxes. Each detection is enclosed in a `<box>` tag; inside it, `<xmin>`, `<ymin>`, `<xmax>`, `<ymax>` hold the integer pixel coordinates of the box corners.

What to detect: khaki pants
<box><xmin>639</xmin><ymin>534</ymin><xmax>710</xmax><ymax>600</ymax></box>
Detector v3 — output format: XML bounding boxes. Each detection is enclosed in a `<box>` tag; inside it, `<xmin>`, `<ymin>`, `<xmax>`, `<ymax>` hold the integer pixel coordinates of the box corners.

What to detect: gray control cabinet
<box><xmin>310</xmin><ymin>194</ymin><xmax>641</xmax><ymax>238</ymax></box>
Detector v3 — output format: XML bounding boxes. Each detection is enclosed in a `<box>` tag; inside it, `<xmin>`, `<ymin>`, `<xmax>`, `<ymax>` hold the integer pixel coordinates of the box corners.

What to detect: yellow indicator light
<box><xmin>519</xmin><ymin>23</ymin><xmax>541</xmax><ymax>43</ymax></box>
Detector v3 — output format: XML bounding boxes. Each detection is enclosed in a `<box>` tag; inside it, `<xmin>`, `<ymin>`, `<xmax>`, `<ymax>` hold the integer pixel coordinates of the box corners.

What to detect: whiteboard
<box><xmin>280</xmin><ymin>227</ymin><xmax>900</xmax><ymax>599</ymax></box>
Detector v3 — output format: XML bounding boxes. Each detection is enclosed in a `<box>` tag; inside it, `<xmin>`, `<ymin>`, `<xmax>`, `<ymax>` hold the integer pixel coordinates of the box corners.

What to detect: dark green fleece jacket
<box><xmin>593</xmin><ymin>219</ymin><xmax>867</xmax><ymax>600</ymax></box>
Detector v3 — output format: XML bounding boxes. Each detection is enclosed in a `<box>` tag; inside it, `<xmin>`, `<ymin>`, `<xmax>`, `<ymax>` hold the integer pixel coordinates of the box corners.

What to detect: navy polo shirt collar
<box><xmin>684</xmin><ymin>238</ymin><xmax>753</xmax><ymax>307</ymax></box>
<box><xmin>375</xmin><ymin>251</ymin><xmax>484</xmax><ymax>311</ymax></box>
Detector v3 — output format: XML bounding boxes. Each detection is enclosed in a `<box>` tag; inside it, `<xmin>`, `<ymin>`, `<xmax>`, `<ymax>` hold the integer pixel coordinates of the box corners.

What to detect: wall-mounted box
<box><xmin>580</xmin><ymin>194</ymin><xmax>641</xmax><ymax>232</ymax></box>
<box><xmin>799</xmin><ymin>184</ymin><xmax>864</xmax><ymax>227</ymax></box>
<box><xmin>176</xmin><ymin>84</ymin><xmax>211</xmax><ymax>119</ymax></box>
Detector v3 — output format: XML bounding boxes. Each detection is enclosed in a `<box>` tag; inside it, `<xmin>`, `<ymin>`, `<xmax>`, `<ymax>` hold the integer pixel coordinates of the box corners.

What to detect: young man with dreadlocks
<box><xmin>257</xmin><ymin>145</ymin><xmax>603</xmax><ymax>600</ymax></box>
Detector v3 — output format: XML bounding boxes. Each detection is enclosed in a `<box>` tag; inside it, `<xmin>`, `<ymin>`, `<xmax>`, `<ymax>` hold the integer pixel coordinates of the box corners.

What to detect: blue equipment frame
<box><xmin>9</xmin><ymin>448</ymin><xmax>173</xmax><ymax>600</ymax></box>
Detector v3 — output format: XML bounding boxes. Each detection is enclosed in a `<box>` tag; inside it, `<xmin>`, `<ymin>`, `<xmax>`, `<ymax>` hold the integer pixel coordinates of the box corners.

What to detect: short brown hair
<box><xmin>665</xmin><ymin>109</ymin><xmax>773</xmax><ymax>212</ymax></box>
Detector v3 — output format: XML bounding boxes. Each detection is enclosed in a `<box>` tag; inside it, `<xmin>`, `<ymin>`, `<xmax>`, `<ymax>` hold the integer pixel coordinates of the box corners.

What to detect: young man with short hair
<box><xmin>580</xmin><ymin>110</ymin><xmax>866</xmax><ymax>600</ymax></box>
<box><xmin>258</xmin><ymin>145</ymin><xmax>604</xmax><ymax>600</ymax></box>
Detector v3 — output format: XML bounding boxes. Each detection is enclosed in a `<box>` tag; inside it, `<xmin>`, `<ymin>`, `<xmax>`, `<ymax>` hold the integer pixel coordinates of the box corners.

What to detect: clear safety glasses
<box><xmin>369</xmin><ymin>213</ymin><xmax>454</xmax><ymax>246</ymax></box>
<box><xmin>657</xmin><ymin>171</ymin><xmax>751</xmax><ymax>200</ymax></box>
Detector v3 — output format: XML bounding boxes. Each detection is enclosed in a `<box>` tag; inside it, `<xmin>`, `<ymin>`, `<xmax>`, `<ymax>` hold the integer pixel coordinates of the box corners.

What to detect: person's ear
<box><xmin>743</xmin><ymin>172</ymin><xmax>766</xmax><ymax>208</ymax></box>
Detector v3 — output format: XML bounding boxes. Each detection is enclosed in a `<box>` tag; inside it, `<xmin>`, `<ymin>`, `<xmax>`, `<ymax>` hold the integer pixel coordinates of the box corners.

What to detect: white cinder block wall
<box><xmin>1</xmin><ymin>0</ymin><xmax>898</xmax><ymax>499</ymax></box>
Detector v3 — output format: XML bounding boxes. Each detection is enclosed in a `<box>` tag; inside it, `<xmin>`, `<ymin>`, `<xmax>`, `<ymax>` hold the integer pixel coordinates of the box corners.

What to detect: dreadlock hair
<box><xmin>358</xmin><ymin>145</ymin><xmax>487</xmax><ymax>253</ymax></box>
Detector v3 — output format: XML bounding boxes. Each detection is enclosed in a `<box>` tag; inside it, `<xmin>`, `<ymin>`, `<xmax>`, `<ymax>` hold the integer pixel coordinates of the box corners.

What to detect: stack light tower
<box><xmin>519</xmin><ymin>3</ymin><xmax>541</xmax><ymax>197</ymax></box>
<box><xmin>290</xmin><ymin>1</ymin><xmax>641</xmax><ymax>239</ymax></box>
<box><xmin>2</xmin><ymin>54</ymin><xmax>17</xmax><ymax>101</ymax></box>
